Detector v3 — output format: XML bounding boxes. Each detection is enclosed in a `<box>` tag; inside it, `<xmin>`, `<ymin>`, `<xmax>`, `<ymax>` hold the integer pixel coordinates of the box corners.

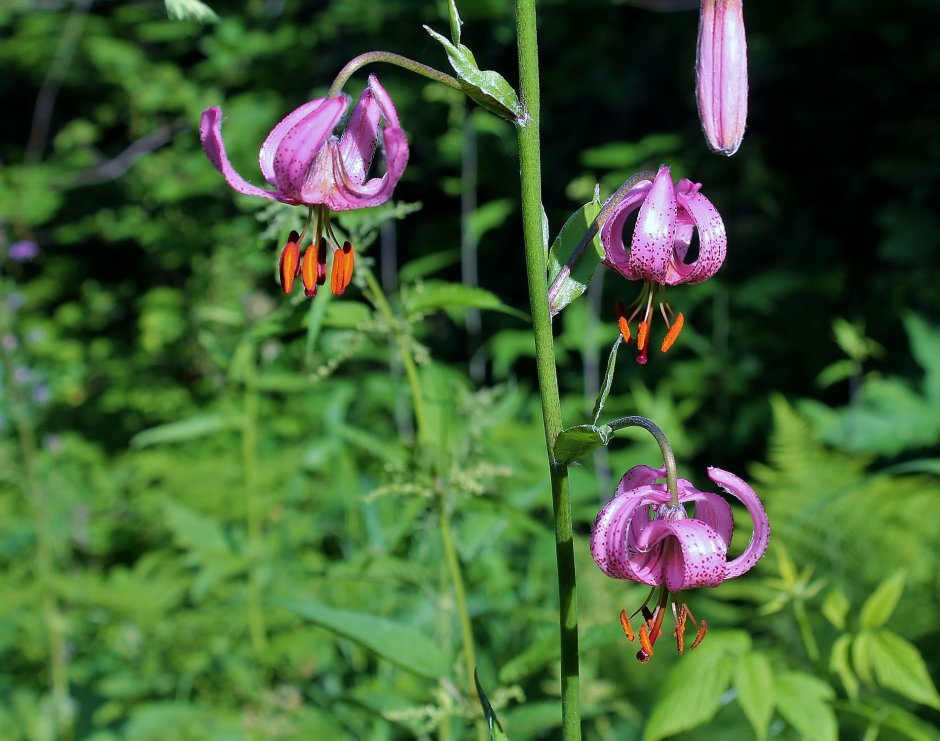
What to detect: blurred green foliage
<box><xmin>2</xmin><ymin>0</ymin><xmax>939</xmax><ymax>739</ymax></box>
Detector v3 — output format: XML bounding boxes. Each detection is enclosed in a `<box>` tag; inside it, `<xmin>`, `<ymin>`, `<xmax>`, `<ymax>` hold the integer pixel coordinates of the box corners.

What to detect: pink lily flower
<box><xmin>696</xmin><ymin>0</ymin><xmax>748</xmax><ymax>156</ymax></box>
<box><xmin>601</xmin><ymin>165</ymin><xmax>726</xmax><ymax>363</ymax></box>
<box><xmin>199</xmin><ymin>74</ymin><xmax>408</xmax><ymax>297</ymax></box>
<box><xmin>590</xmin><ymin>465</ymin><xmax>769</xmax><ymax>661</ymax></box>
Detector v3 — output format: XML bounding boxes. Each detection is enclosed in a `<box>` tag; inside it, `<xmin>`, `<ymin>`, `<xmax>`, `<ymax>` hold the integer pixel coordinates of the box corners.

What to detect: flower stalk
<box><xmin>608</xmin><ymin>416</ymin><xmax>679</xmax><ymax>505</ymax></box>
<box><xmin>515</xmin><ymin>0</ymin><xmax>581</xmax><ymax>737</ymax></box>
<box><xmin>329</xmin><ymin>51</ymin><xmax>464</xmax><ymax>99</ymax></box>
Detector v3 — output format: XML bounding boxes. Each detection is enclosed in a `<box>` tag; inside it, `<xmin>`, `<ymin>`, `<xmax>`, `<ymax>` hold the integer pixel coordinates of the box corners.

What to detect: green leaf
<box><xmin>547</xmin><ymin>197</ymin><xmax>602</xmax><ymax>316</ymax></box>
<box><xmin>904</xmin><ymin>313</ymin><xmax>940</xmax><ymax>402</ymax></box>
<box><xmin>474</xmin><ymin>669</ymin><xmax>509</xmax><ymax>741</ymax></box>
<box><xmin>424</xmin><ymin>26</ymin><xmax>522</xmax><ymax>120</ymax></box>
<box><xmin>643</xmin><ymin>631</ymin><xmax>749</xmax><ymax>741</ymax></box>
<box><xmin>830</xmin><ymin>634</ymin><xmax>860</xmax><ymax>700</ymax></box>
<box><xmin>447</xmin><ymin>0</ymin><xmax>462</xmax><ymax>46</ymax></box>
<box><xmin>553</xmin><ymin>424</ymin><xmax>612</xmax><ymax>465</ymax></box>
<box><xmin>774</xmin><ymin>671</ymin><xmax>837</xmax><ymax>741</ymax></box>
<box><xmin>164</xmin><ymin>0</ymin><xmax>218</xmax><ymax>23</ymax></box>
<box><xmin>733</xmin><ymin>652</ymin><xmax>774</xmax><ymax>741</ymax></box>
<box><xmin>591</xmin><ymin>336</ymin><xmax>623</xmax><ymax>425</ymax></box>
<box><xmin>859</xmin><ymin>569</ymin><xmax>905</xmax><ymax>629</ymax></box>
<box><xmin>867</xmin><ymin>629</ymin><xmax>940</xmax><ymax>709</ymax></box>
<box><xmin>853</xmin><ymin>629</ymin><xmax>876</xmax><ymax>684</ymax></box>
<box><xmin>272</xmin><ymin>598</ymin><xmax>448</xmax><ymax>679</ymax></box>
<box><xmin>130</xmin><ymin>413</ymin><xmax>239</xmax><ymax>447</ymax></box>
<box><xmin>822</xmin><ymin>585</ymin><xmax>850</xmax><ymax>630</ymax></box>
<box><xmin>404</xmin><ymin>281</ymin><xmax>528</xmax><ymax>321</ymax></box>
<box><xmin>323</xmin><ymin>300</ymin><xmax>373</xmax><ymax>329</ymax></box>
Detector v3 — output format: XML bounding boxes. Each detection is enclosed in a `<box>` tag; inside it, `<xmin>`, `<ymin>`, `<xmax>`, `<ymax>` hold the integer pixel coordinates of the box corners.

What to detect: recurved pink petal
<box><xmin>323</xmin><ymin>124</ymin><xmax>409</xmax><ymax>211</ymax></box>
<box><xmin>615</xmin><ymin>465</ymin><xmax>666</xmax><ymax>496</ymax></box>
<box><xmin>628</xmin><ymin>166</ymin><xmax>678</xmax><ymax>282</ymax></box>
<box><xmin>260</xmin><ymin>97</ymin><xmax>340</xmax><ymax>186</ymax></box>
<box><xmin>590</xmin><ymin>484</ymin><xmax>669</xmax><ymax>580</ymax></box>
<box><xmin>707</xmin><ymin>467</ymin><xmax>769</xmax><ymax>579</ymax></box>
<box><xmin>634</xmin><ymin>519</ymin><xmax>728</xmax><ymax>591</ymax></box>
<box><xmin>599</xmin><ymin>181</ymin><xmax>653</xmax><ymax>281</ymax></box>
<box><xmin>200</xmin><ymin>106</ymin><xmax>290</xmax><ymax>203</ymax></box>
<box><xmin>665</xmin><ymin>180</ymin><xmax>727</xmax><ymax>285</ymax></box>
<box><xmin>271</xmin><ymin>96</ymin><xmax>347</xmax><ymax>201</ymax></box>
<box><xmin>337</xmin><ymin>85</ymin><xmax>381</xmax><ymax>187</ymax></box>
<box><xmin>683</xmin><ymin>490</ymin><xmax>734</xmax><ymax>548</ymax></box>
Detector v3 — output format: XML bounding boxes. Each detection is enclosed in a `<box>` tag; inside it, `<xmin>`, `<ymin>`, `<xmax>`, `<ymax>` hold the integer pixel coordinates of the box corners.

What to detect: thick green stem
<box><xmin>329</xmin><ymin>51</ymin><xmax>463</xmax><ymax>99</ymax></box>
<box><xmin>515</xmin><ymin>0</ymin><xmax>581</xmax><ymax>737</ymax></box>
<box><xmin>242</xmin><ymin>340</ymin><xmax>268</xmax><ymax>656</ymax></box>
<box><xmin>607</xmin><ymin>416</ymin><xmax>679</xmax><ymax>504</ymax></box>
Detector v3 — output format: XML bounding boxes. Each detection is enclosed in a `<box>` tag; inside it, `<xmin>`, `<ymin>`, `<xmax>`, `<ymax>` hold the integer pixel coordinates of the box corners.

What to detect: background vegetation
<box><xmin>2</xmin><ymin>0</ymin><xmax>939</xmax><ymax>738</ymax></box>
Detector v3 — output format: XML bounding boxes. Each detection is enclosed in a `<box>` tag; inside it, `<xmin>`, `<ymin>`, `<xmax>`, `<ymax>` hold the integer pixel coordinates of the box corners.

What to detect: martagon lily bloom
<box><xmin>590</xmin><ymin>465</ymin><xmax>769</xmax><ymax>662</ymax></box>
<box><xmin>696</xmin><ymin>0</ymin><xmax>748</xmax><ymax>156</ymax></box>
<box><xmin>199</xmin><ymin>74</ymin><xmax>408</xmax><ymax>298</ymax></box>
<box><xmin>601</xmin><ymin>165</ymin><xmax>726</xmax><ymax>364</ymax></box>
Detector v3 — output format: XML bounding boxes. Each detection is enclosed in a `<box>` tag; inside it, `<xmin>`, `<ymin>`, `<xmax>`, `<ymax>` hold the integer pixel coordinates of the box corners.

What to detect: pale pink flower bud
<box><xmin>696</xmin><ymin>0</ymin><xmax>748</xmax><ymax>156</ymax></box>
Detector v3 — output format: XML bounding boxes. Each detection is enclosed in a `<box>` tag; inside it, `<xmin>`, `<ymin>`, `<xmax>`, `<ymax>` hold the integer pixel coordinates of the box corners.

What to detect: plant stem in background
<box><xmin>1</xmin><ymin>348</ymin><xmax>72</xmax><ymax>738</ymax></box>
<box><xmin>241</xmin><ymin>340</ymin><xmax>268</xmax><ymax>657</ymax></box>
<box><xmin>359</xmin><ymin>265</ymin><xmax>484</xmax><ymax>740</ymax></box>
<box><xmin>515</xmin><ymin>0</ymin><xmax>582</xmax><ymax>737</ymax></box>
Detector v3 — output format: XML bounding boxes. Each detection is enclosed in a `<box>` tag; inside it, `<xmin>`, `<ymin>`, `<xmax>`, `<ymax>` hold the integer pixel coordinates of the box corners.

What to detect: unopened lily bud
<box><xmin>696</xmin><ymin>0</ymin><xmax>748</xmax><ymax>156</ymax></box>
<box><xmin>278</xmin><ymin>230</ymin><xmax>301</xmax><ymax>294</ymax></box>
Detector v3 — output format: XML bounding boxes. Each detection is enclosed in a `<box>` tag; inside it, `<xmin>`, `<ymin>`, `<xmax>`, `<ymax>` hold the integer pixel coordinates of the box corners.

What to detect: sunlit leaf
<box><xmin>774</xmin><ymin>671</ymin><xmax>837</xmax><ymax>741</ymax></box>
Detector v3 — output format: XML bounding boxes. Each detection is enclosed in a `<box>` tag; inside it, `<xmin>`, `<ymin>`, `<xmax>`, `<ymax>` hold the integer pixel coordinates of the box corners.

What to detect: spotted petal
<box><xmin>590</xmin><ymin>484</ymin><xmax>670</xmax><ymax>580</ymax></box>
<box><xmin>260</xmin><ymin>96</ymin><xmax>346</xmax><ymax>187</ymax></box>
<box><xmin>664</xmin><ymin>179</ymin><xmax>727</xmax><ymax>285</ymax></box>
<box><xmin>633</xmin><ymin>518</ymin><xmax>728</xmax><ymax>591</ymax></box>
<box><xmin>271</xmin><ymin>96</ymin><xmax>347</xmax><ymax>202</ymax></box>
<box><xmin>708</xmin><ymin>466</ymin><xmax>769</xmax><ymax>579</ymax></box>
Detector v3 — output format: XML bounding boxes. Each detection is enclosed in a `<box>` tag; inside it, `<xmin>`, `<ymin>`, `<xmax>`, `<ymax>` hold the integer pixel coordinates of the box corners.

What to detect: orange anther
<box><xmin>660</xmin><ymin>312</ymin><xmax>685</xmax><ymax>353</ymax></box>
<box><xmin>690</xmin><ymin>619</ymin><xmax>707</xmax><ymax>651</ymax></box>
<box><xmin>673</xmin><ymin>603</ymin><xmax>688</xmax><ymax>655</ymax></box>
<box><xmin>330</xmin><ymin>241</ymin><xmax>355</xmax><ymax>296</ymax></box>
<box><xmin>638</xmin><ymin>623</ymin><xmax>654</xmax><ymax>660</ymax></box>
<box><xmin>637</xmin><ymin>321</ymin><xmax>650</xmax><ymax>352</ymax></box>
<box><xmin>615</xmin><ymin>302</ymin><xmax>632</xmax><ymax>344</ymax></box>
<box><xmin>619</xmin><ymin>609</ymin><xmax>635</xmax><ymax>642</ymax></box>
<box><xmin>301</xmin><ymin>243</ymin><xmax>319</xmax><ymax>298</ymax></box>
<box><xmin>278</xmin><ymin>231</ymin><xmax>301</xmax><ymax>294</ymax></box>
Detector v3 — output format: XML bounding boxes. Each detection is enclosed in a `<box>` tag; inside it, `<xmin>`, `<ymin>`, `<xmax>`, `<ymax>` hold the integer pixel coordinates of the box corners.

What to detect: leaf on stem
<box><xmin>553</xmin><ymin>423</ymin><xmax>613</xmax><ymax>466</ymax></box>
<box><xmin>474</xmin><ymin>669</ymin><xmax>510</xmax><ymax>741</ymax></box>
<box><xmin>424</xmin><ymin>26</ymin><xmax>522</xmax><ymax>121</ymax></box>
<box><xmin>547</xmin><ymin>195</ymin><xmax>603</xmax><ymax>316</ymax></box>
<box><xmin>591</xmin><ymin>335</ymin><xmax>623</xmax><ymax>425</ymax></box>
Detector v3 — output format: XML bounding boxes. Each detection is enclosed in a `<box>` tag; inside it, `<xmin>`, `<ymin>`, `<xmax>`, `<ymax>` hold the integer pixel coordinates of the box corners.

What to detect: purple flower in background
<box><xmin>601</xmin><ymin>166</ymin><xmax>726</xmax><ymax>363</ymax></box>
<box><xmin>591</xmin><ymin>465</ymin><xmax>769</xmax><ymax>661</ymax></box>
<box><xmin>8</xmin><ymin>241</ymin><xmax>39</xmax><ymax>262</ymax></box>
<box><xmin>200</xmin><ymin>74</ymin><xmax>407</xmax><ymax>297</ymax></box>
<box><xmin>696</xmin><ymin>0</ymin><xmax>748</xmax><ymax>155</ymax></box>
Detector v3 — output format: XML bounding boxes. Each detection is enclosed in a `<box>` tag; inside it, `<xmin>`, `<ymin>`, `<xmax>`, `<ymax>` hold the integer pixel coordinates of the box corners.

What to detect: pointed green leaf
<box><xmin>165</xmin><ymin>0</ymin><xmax>218</xmax><ymax>23</ymax></box>
<box><xmin>830</xmin><ymin>633</ymin><xmax>859</xmax><ymax>700</ymax></box>
<box><xmin>774</xmin><ymin>671</ymin><xmax>837</xmax><ymax>741</ymax></box>
<box><xmin>424</xmin><ymin>26</ymin><xmax>522</xmax><ymax>120</ymax></box>
<box><xmin>404</xmin><ymin>281</ymin><xmax>528</xmax><ymax>321</ymax></box>
<box><xmin>822</xmin><ymin>586</ymin><xmax>850</xmax><ymax>630</ymax></box>
<box><xmin>643</xmin><ymin>631</ymin><xmax>749</xmax><ymax>741</ymax></box>
<box><xmin>868</xmin><ymin>629</ymin><xmax>940</xmax><ymax>709</ymax></box>
<box><xmin>859</xmin><ymin>570</ymin><xmax>905</xmax><ymax>629</ymax></box>
<box><xmin>553</xmin><ymin>424</ymin><xmax>612</xmax><ymax>465</ymax></box>
<box><xmin>273</xmin><ymin>598</ymin><xmax>447</xmax><ymax>679</ymax></box>
<box><xmin>547</xmin><ymin>197</ymin><xmax>602</xmax><ymax>316</ymax></box>
<box><xmin>447</xmin><ymin>0</ymin><xmax>462</xmax><ymax>46</ymax></box>
<box><xmin>591</xmin><ymin>336</ymin><xmax>623</xmax><ymax>425</ymax></box>
<box><xmin>474</xmin><ymin>669</ymin><xmax>509</xmax><ymax>741</ymax></box>
<box><xmin>734</xmin><ymin>652</ymin><xmax>775</xmax><ymax>741</ymax></box>
<box><xmin>130</xmin><ymin>413</ymin><xmax>239</xmax><ymax>447</ymax></box>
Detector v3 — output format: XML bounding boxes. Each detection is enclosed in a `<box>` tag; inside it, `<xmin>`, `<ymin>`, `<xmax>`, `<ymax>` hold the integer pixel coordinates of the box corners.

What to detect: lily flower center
<box><xmin>279</xmin><ymin>204</ymin><xmax>355</xmax><ymax>299</ymax></box>
<box><xmin>615</xmin><ymin>282</ymin><xmax>685</xmax><ymax>365</ymax></box>
<box><xmin>619</xmin><ymin>586</ymin><xmax>707</xmax><ymax>663</ymax></box>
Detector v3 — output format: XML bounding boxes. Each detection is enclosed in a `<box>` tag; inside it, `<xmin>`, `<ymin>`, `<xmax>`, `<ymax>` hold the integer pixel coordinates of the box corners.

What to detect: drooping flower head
<box><xmin>600</xmin><ymin>166</ymin><xmax>726</xmax><ymax>363</ymax></box>
<box><xmin>200</xmin><ymin>74</ymin><xmax>408</xmax><ymax>298</ymax></box>
<box><xmin>590</xmin><ymin>465</ymin><xmax>769</xmax><ymax>662</ymax></box>
<box><xmin>696</xmin><ymin>0</ymin><xmax>748</xmax><ymax>156</ymax></box>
